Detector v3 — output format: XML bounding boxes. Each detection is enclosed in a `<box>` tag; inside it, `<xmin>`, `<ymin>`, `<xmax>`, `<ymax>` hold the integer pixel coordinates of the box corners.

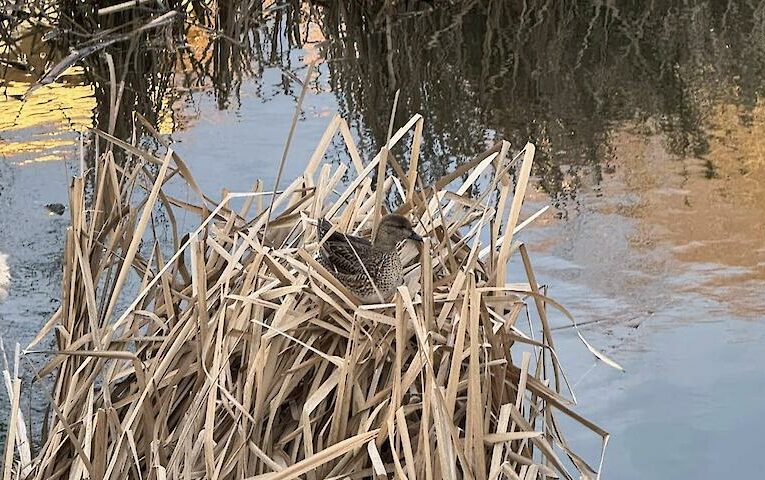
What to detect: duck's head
<box><xmin>375</xmin><ymin>214</ymin><xmax>423</xmax><ymax>251</ymax></box>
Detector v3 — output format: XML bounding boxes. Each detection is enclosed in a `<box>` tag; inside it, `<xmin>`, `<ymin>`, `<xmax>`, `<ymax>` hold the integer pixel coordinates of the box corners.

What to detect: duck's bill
<box><xmin>409</xmin><ymin>231</ymin><xmax>423</xmax><ymax>242</ymax></box>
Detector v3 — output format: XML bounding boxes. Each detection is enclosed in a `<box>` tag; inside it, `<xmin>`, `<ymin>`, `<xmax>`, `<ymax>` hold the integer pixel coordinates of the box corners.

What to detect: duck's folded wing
<box><xmin>318</xmin><ymin>219</ymin><xmax>377</xmax><ymax>273</ymax></box>
<box><xmin>320</xmin><ymin>240</ymin><xmax>380</xmax><ymax>276</ymax></box>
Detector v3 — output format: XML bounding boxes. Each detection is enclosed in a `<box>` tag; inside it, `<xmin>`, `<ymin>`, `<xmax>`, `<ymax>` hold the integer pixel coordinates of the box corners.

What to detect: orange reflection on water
<box><xmin>601</xmin><ymin>99</ymin><xmax>765</xmax><ymax>316</ymax></box>
<box><xmin>0</xmin><ymin>68</ymin><xmax>95</xmax><ymax>165</ymax></box>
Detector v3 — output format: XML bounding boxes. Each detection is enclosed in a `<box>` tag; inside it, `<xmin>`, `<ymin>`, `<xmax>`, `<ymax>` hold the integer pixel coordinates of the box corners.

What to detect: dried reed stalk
<box><xmin>3</xmin><ymin>113</ymin><xmax>620</xmax><ymax>480</ymax></box>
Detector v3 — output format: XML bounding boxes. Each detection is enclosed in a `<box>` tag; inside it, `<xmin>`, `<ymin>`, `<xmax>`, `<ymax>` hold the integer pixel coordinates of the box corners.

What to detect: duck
<box><xmin>317</xmin><ymin>214</ymin><xmax>422</xmax><ymax>303</ymax></box>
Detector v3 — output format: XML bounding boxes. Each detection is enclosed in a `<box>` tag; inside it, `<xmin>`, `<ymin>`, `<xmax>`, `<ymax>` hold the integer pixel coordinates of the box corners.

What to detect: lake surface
<box><xmin>1</xmin><ymin>1</ymin><xmax>764</xmax><ymax>477</ymax></box>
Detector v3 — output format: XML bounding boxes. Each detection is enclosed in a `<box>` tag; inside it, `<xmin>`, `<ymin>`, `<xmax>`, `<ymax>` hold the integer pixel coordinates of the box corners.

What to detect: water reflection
<box><xmin>0</xmin><ymin>1</ymin><xmax>321</xmax><ymax>164</ymax></box>
<box><xmin>0</xmin><ymin>76</ymin><xmax>94</xmax><ymax>165</ymax></box>
<box><xmin>321</xmin><ymin>1</ymin><xmax>764</xmax><ymax>201</ymax></box>
<box><xmin>4</xmin><ymin>2</ymin><xmax>764</xmax><ymax>188</ymax></box>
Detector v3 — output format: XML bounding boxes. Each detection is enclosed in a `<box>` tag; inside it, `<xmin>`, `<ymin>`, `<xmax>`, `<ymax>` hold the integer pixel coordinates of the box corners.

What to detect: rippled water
<box><xmin>1</xmin><ymin>1</ymin><xmax>764</xmax><ymax>476</ymax></box>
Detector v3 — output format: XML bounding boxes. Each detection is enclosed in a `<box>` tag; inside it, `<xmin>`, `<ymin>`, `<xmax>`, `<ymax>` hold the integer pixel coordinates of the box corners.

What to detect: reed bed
<box><xmin>2</xmin><ymin>110</ymin><xmax>619</xmax><ymax>479</ymax></box>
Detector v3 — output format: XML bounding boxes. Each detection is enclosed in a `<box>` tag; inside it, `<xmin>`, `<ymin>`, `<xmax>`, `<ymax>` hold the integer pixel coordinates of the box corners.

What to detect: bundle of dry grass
<box><xmin>2</xmin><ymin>109</ymin><xmax>621</xmax><ymax>480</ymax></box>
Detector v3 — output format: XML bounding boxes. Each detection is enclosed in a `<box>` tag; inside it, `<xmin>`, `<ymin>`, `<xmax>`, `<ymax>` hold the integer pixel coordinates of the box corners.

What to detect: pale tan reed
<box><xmin>2</xmin><ymin>111</ymin><xmax>620</xmax><ymax>480</ymax></box>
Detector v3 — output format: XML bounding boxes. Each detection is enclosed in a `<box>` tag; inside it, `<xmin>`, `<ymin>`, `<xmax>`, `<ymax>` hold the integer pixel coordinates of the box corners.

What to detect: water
<box><xmin>1</xmin><ymin>1</ymin><xmax>764</xmax><ymax>477</ymax></box>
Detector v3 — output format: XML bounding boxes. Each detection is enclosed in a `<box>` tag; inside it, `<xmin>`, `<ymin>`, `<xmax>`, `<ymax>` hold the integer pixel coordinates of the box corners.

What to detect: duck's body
<box><xmin>317</xmin><ymin>215</ymin><xmax>421</xmax><ymax>303</ymax></box>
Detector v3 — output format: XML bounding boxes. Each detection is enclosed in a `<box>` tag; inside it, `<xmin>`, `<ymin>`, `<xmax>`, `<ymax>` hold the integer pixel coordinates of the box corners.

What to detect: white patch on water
<box><xmin>0</xmin><ymin>252</ymin><xmax>9</xmax><ymax>301</ymax></box>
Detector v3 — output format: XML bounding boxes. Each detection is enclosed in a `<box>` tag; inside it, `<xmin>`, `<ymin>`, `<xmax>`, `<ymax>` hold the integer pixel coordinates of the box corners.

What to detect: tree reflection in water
<box><xmin>319</xmin><ymin>0</ymin><xmax>765</xmax><ymax>213</ymax></box>
<box><xmin>3</xmin><ymin>0</ymin><xmax>764</xmax><ymax>206</ymax></box>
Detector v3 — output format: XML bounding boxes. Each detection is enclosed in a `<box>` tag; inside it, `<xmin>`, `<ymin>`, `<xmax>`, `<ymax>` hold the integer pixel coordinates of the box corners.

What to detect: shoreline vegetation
<box><xmin>1</xmin><ymin>98</ymin><xmax>621</xmax><ymax>477</ymax></box>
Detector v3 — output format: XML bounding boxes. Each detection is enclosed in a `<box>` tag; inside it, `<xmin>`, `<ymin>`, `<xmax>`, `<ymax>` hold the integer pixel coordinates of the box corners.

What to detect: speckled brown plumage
<box><xmin>317</xmin><ymin>214</ymin><xmax>422</xmax><ymax>303</ymax></box>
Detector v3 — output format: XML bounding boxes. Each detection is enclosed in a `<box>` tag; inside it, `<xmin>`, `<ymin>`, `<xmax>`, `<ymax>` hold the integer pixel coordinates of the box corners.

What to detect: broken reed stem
<box><xmin>2</xmin><ymin>112</ymin><xmax>620</xmax><ymax>480</ymax></box>
<box><xmin>101</xmin><ymin>149</ymin><xmax>172</xmax><ymax>326</ymax></box>
<box><xmin>264</xmin><ymin>61</ymin><xmax>317</xmax><ymax>240</ymax></box>
<box><xmin>372</xmin><ymin>88</ymin><xmax>400</xmax><ymax>241</ymax></box>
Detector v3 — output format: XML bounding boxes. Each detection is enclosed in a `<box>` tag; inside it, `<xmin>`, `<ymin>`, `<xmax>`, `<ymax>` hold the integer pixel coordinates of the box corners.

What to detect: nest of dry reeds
<box><xmin>2</xmin><ymin>109</ymin><xmax>620</xmax><ymax>480</ymax></box>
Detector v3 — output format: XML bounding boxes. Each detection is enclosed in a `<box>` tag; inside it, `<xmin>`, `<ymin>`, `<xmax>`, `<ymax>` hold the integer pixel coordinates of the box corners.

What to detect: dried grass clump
<box><xmin>2</xmin><ymin>110</ymin><xmax>620</xmax><ymax>480</ymax></box>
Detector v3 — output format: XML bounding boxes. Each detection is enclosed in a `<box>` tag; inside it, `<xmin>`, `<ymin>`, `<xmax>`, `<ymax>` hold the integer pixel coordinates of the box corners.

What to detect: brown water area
<box><xmin>1</xmin><ymin>1</ymin><xmax>764</xmax><ymax>477</ymax></box>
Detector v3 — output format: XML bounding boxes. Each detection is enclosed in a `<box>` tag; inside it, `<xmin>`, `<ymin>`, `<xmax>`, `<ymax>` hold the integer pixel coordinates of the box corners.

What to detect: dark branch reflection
<box><xmin>319</xmin><ymin>0</ymin><xmax>765</xmax><ymax>212</ymax></box>
<box><xmin>2</xmin><ymin>0</ymin><xmax>764</xmax><ymax>208</ymax></box>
